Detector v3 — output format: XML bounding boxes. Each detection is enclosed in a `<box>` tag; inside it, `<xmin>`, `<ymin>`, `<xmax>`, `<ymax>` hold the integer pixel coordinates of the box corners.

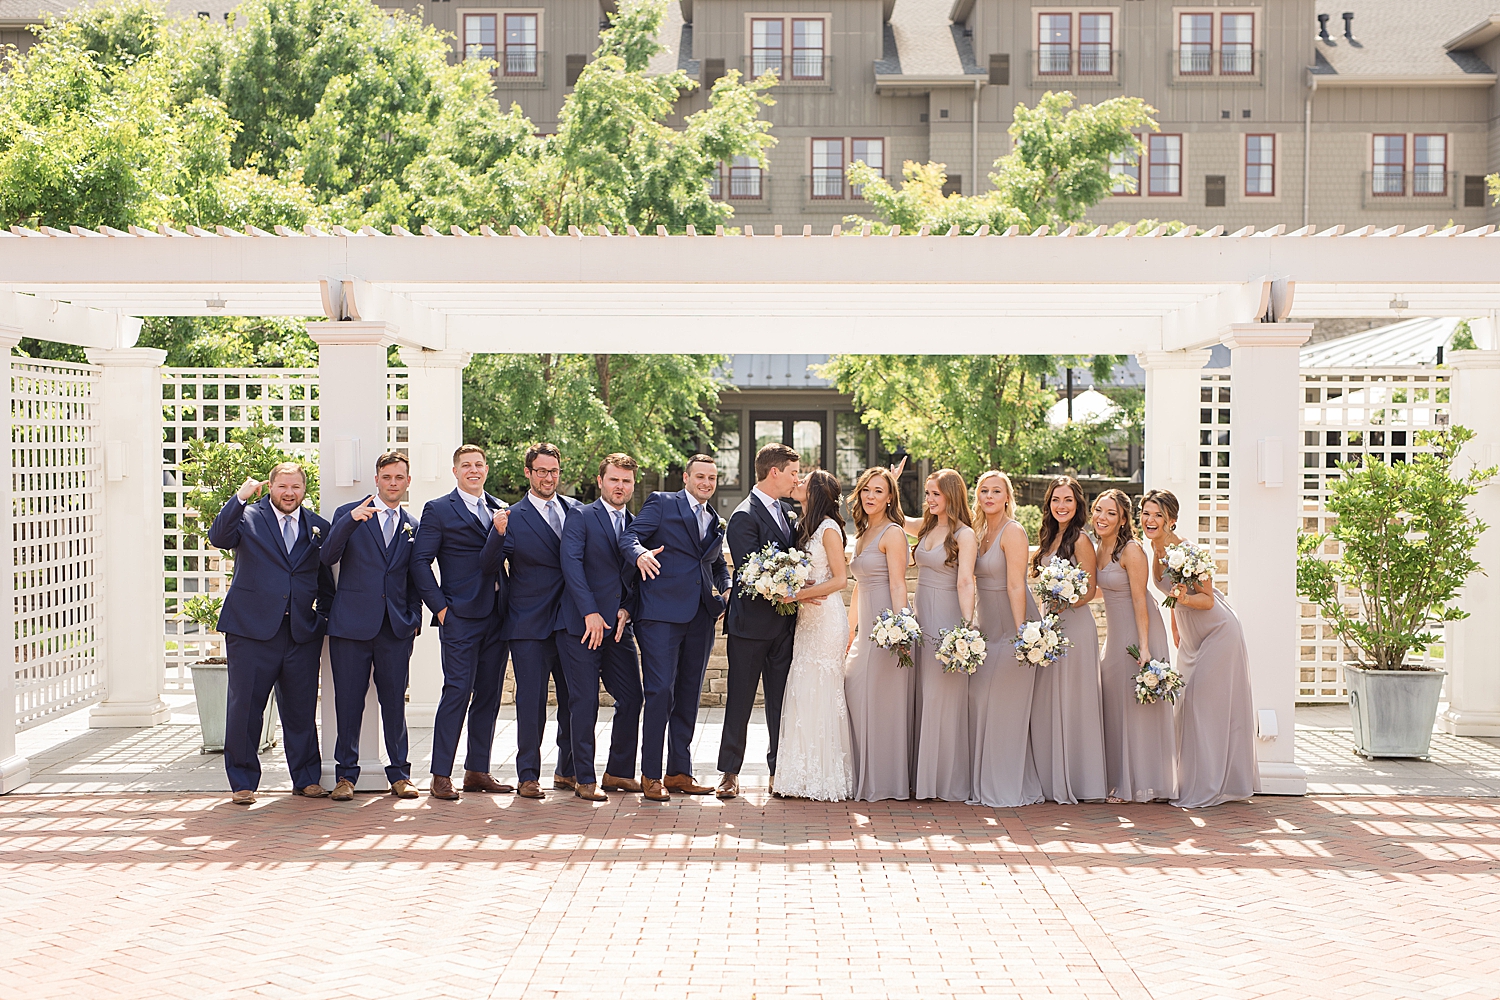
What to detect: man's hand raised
<box><xmin>491</xmin><ymin>508</ymin><xmax>509</xmax><ymax>535</ymax></box>
<box><xmin>349</xmin><ymin>496</ymin><xmax>379</xmax><ymax>522</ymax></box>
<box><xmin>235</xmin><ymin>477</ymin><xmax>267</xmax><ymax>502</ymax></box>
<box><xmin>636</xmin><ymin>545</ymin><xmax>665</xmax><ymax>580</ymax></box>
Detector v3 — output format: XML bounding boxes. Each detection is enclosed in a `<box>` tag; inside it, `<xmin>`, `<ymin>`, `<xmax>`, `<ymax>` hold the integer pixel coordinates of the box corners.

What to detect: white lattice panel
<box><xmin>11</xmin><ymin>359</ymin><xmax>105</xmax><ymax>729</ymax></box>
<box><xmin>1196</xmin><ymin>371</ymin><xmax>1233</xmax><ymax>595</ymax></box>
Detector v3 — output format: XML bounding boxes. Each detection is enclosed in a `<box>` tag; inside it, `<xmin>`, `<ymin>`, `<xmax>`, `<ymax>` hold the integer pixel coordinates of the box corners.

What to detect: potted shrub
<box><xmin>1296</xmin><ymin>426</ymin><xmax>1495</xmax><ymax>758</ymax></box>
<box><xmin>182</xmin><ymin>596</ymin><xmax>279</xmax><ymax>754</ymax></box>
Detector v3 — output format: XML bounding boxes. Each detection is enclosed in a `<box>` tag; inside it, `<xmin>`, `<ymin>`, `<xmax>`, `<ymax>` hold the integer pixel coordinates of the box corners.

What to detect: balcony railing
<box><xmin>488</xmin><ymin>49</ymin><xmax>548</xmax><ymax>88</ymax></box>
<box><xmin>801</xmin><ymin>173</ymin><xmax>893</xmax><ymax>205</ymax></box>
<box><xmin>1168</xmin><ymin>48</ymin><xmax>1263</xmax><ymax>85</ymax></box>
<box><xmin>1028</xmin><ymin>49</ymin><xmax>1121</xmax><ymax>84</ymax></box>
<box><xmin>1361</xmin><ymin>171</ymin><xmax>1459</xmax><ymax>208</ymax></box>
<box><xmin>742</xmin><ymin>54</ymin><xmax>833</xmax><ymax>89</ymax></box>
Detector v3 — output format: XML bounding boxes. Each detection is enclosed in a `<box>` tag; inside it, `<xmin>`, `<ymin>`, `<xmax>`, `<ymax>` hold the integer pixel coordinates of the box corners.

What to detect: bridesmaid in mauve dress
<box><xmin>1141</xmin><ymin>489</ymin><xmax>1260</xmax><ymax>809</ymax></box>
<box><xmin>968</xmin><ymin>471</ymin><xmax>1043</xmax><ymax>808</ymax></box>
<box><xmin>843</xmin><ymin>467</ymin><xmax>917</xmax><ymax>802</ymax></box>
<box><xmin>1091</xmin><ymin>489</ymin><xmax>1177</xmax><ymax>803</ymax></box>
<box><xmin>905</xmin><ymin>469</ymin><xmax>977</xmax><ymax>802</ymax></box>
<box><xmin>1028</xmin><ymin>476</ymin><xmax>1107</xmax><ymax>804</ymax></box>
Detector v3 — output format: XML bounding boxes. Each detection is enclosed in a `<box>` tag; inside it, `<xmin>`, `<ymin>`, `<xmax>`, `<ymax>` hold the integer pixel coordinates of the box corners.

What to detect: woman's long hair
<box><xmin>1140</xmin><ymin>488</ymin><xmax>1180</xmax><ymax>527</ymax></box>
<box><xmin>918</xmin><ymin>468</ymin><xmax>973</xmax><ymax>567</ymax></box>
<box><xmin>851</xmin><ymin>466</ymin><xmax>904</xmax><ymax>537</ymax></box>
<box><xmin>1093</xmin><ymin>488</ymin><xmax>1136</xmax><ymax>565</ymax></box>
<box><xmin>973</xmin><ymin>469</ymin><xmax>1016</xmax><ymax>551</ymax></box>
<box><xmin>1032</xmin><ymin>475</ymin><xmax>1086</xmax><ymax>574</ymax></box>
<box><xmin>797</xmin><ymin>469</ymin><xmax>846</xmax><ymax>548</ymax></box>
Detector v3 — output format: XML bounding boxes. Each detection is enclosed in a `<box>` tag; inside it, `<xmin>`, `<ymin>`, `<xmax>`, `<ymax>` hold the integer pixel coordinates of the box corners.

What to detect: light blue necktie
<box><xmin>382</xmin><ymin>508</ymin><xmax>397</xmax><ymax>545</ymax></box>
<box><xmin>612</xmin><ymin>508</ymin><xmax>623</xmax><ymax>539</ymax></box>
<box><xmin>545</xmin><ymin>499</ymin><xmax>564</xmax><ymax>539</ymax></box>
<box><xmin>281</xmin><ymin>514</ymin><xmax>296</xmax><ymax>553</ymax></box>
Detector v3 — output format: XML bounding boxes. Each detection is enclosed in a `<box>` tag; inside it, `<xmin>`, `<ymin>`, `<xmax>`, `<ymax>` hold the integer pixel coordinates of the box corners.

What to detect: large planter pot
<box><xmin>1344</xmin><ymin>663</ymin><xmax>1446</xmax><ymax>759</ymax></box>
<box><xmin>189</xmin><ymin>657</ymin><xmax>279</xmax><ymax>754</ymax></box>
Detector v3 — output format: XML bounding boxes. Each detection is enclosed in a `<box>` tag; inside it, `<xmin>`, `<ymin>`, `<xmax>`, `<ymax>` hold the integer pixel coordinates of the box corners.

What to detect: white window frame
<box><xmin>743</xmin><ymin>13</ymin><xmax>830</xmax><ymax>82</ymax></box>
<box><xmin>1170</xmin><ymin>7</ymin><xmax>1262</xmax><ymax>78</ymax></box>
<box><xmin>1243</xmin><ymin>133</ymin><xmax>1276</xmax><ymax>198</ymax></box>
<box><xmin>1032</xmin><ymin>9</ymin><xmax>1121</xmax><ymax>77</ymax></box>
<box><xmin>457</xmin><ymin>8</ymin><xmax>544</xmax><ymax>76</ymax></box>
<box><xmin>1413</xmin><ymin>133</ymin><xmax>1448</xmax><ymax>196</ymax></box>
<box><xmin>1145</xmin><ymin>133</ymin><xmax>1185</xmax><ymax>198</ymax></box>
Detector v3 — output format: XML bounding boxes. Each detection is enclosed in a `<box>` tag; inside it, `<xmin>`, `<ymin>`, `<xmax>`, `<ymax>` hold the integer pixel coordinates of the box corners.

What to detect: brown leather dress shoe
<box><xmin>390</xmin><ymin>779</ymin><xmax>419</xmax><ymax>799</ymax></box>
<box><xmin>331</xmin><ymin>779</ymin><xmax>355</xmax><ymax>801</ymax></box>
<box><xmin>516</xmin><ymin>780</ymin><xmax>545</xmax><ymax>799</ymax></box>
<box><xmin>463</xmin><ymin>771</ymin><xmax>516</xmax><ymax>794</ymax></box>
<box><xmin>601</xmin><ymin>773</ymin><xmax>642</xmax><ymax>793</ymax></box>
<box><xmin>664</xmin><ymin>773</ymin><xmax>713</xmax><ymax>795</ymax></box>
<box><xmin>641</xmin><ymin>777</ymin><xmax>670</xmax><ymax>802</ymax></box>
<box><xmin>553</xmin><ymin>774</ymin><xmax>577</xmax><ymax>791</ymax></box>
<box><xmin>231</xmin><ymin>790</ymin><xmax>256</xmax><ymax>805</ymax></box>
<box><xmin>429</xmin><ymin>775</ymin><xmax>460</xmax><ymax>800</ymax></box>
<box><xmin>574</xmin><ymin>783</ymin><xmax>607</xmax><ymax>802</ymax></box>
<box><xmin>716</xmin><ymin>773</ymin><xmax>740</xmax><ymax>799</ymax></box>
<box><xmin>294</xmin><ymin>784</ymin><xmax>330</xmax><ymax>798</ymax></box>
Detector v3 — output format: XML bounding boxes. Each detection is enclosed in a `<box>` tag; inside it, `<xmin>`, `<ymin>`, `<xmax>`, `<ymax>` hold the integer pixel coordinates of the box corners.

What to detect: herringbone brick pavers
<box><xmin>1</xmin><ymin>792</ymin><xmax>1497</xmax><ymax>1000</ymax></box>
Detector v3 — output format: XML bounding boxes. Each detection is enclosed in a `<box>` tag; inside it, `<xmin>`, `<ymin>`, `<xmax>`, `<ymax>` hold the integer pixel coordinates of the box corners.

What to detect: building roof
<box><xmin>0</xmin><ymin>0</ymin><xmax>237</xmax><ymax>24</ymax></box>
<box><xmin>1299</xmin><ymin>316</ymin><xmax>1461</xmax><ymax>367</ymax></box>
<box><xmin>725</xmin><ymin>354</ymin><xmax>834</xmax><ymax>389</ymax></box>
<box><xmin>1311</xmin><ymin>2</ymin><xmax>1498</xmax><ymax>84</ymax></box>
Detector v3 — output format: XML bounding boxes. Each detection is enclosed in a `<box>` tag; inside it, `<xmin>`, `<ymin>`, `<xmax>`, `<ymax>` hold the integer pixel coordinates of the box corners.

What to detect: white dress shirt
<box><xmin>751</xmin><ymin>486</ymin><xmax>789</xmax><ymax>535</ymax></box>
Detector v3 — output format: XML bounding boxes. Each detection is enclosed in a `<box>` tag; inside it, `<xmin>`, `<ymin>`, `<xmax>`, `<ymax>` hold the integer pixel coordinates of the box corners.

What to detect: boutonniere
<box><xmin>403</xmin><ymin>523</ymin><xmax>415</xmax><ymax>540</ymax></box>
<box><xmin>717</xmin><ymin>517</ymin><xmax>728</xmax><ymax>532</ymax></box>
<box><xmin>785</xmin><ymin>508</ymin><xmax>798</xmax><ymax>523</ymax></box>
<box><xmin>310</xmin><ymin>525</ymin><xmax>322</xmax><ymax>541</ymax></box>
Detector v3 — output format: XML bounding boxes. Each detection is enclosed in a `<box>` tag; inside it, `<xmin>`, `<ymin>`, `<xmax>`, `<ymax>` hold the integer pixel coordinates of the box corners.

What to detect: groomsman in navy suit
<box><xmin>483</xmin><ymin>442</ymin><xmax>579</xmax><ymax>799</ymax></box>
<box><xmin>319</xmin><ymin>452</ymin><xmax>424</xmax><ymax>802</ymax></box>
<box><xmin>557</xmin><ymin>453</ymin><xmax>646</xmax><ymax>801</ymax></box>
<box><xmin>207</xmin><ymin>463</ymin><xmax>335</xmax><ymax>805</ymax></box>
<box><xmin>620</xmin><ymin>454</ymin><xmax>729</xmax><ymax>802</ymax></box>
<box><xmin>410</xmin><ymin>445</ymin><xmax>514</xmax><ymax>801</ymax></box>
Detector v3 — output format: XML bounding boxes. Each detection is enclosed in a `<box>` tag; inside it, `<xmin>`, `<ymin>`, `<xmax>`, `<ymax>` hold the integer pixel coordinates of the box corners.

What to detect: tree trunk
<box><xmin>595</xmin><ymin>353</ymin><xmax>611</xmax><ymax>408</ymax></box>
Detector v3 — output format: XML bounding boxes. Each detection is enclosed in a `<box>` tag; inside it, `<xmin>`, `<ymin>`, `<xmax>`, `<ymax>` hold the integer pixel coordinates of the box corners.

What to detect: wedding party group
<box><xmin>208</xmin><ymin>438</ymin><xmax>1259</xmax><ymax>811</ymax></box>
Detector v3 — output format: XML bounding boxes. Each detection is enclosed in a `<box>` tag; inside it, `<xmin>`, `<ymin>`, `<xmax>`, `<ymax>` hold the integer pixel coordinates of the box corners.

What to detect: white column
<box><xmin>1140</xmin><ymin>350</ymin><xmax>1212</xmax><ymax>492</ymax></box>
<box><xmin>1441</xmin><ymin>349</ymin><xmax>1500</xmax><ymax>736</ymax></box>
<box><xmin>86</xmin><ymin>348</ymin><xmax>173</xmax><ymax>729</ymax></box>
<box><xmin>1223</xmin><ymin>323</ymin><xmax>1312</xmax><ymax>794</ymax></box>
<box><xmin>396</xmin><ymin>348</ymin><xmax>471</xmax><ymax>728</ymax></box>
<box><xmin>310</xmin><ymin>322</ymin><xmax>394</xmax><ymax>789</ymax></box>
<box><xmin>0</xmin><ymin>334</ymin><xmax>30</xmax><ymax>791</ymax></box>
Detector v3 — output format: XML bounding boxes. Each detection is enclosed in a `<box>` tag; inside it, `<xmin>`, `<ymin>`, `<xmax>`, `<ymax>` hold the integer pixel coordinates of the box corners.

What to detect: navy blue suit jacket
<box><xmin>320</xmin><ymin>497</ymin><xmax>423</xmax><ymax>641</ymax></box>
<box><xmin>560</xmin><ymin>499</ymin><xmax>638</xmax><ymax>638</ymax></box>
<box><xmin>207</xmin><ymin>495</ymin><xmax>335</xmax><ymax>644</ymax></box>
<box><xmin>484</xmin><ymin>494</ymin><xmax>584</xmax><ymax>641</ymax></box>
<box><xmin>620</xmin><ymin>490</ymin><xmax>729</xmax><ymax>624</ymax></box>
<box><xmin>411</xmin><ymin>488</ymin><xmax>509</xmax><ymax>623</ymax></box>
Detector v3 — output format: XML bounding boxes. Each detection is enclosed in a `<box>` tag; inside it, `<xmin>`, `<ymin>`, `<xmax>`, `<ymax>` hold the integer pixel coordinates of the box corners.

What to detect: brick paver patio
<box><xmin>4</xmin><ymin>784</ymin><xmax>1499</xmax><ymax>1000</ymax></box>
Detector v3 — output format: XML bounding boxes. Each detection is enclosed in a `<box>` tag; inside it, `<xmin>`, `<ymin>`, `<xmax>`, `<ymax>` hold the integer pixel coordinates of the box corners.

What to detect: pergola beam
<box><xmin>0</xmin><ymin>290</ymin><xmax>141</xmax><ymax>349</ymax></box>
<box><xmin>319</xmin><ymin>277</ymin><xmax>446</xmax><ymax>351</ymax></box>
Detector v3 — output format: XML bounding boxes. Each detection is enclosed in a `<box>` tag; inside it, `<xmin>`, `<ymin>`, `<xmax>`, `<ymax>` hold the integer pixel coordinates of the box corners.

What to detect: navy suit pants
<box><xmin>223</xmin><ymin>618</ymin><xmax>322</xmax><ymax>791</ymax></box>
<box><xmin>510</xmin><ymin>634</ymin><xmax>574</xmax><ymax>783</ymax></box>
<box><xmin>430</xmin><ymin>613</ymin><xmax>507</xmax><ymax>778</ymax></box>
<box><xmin>555</xmin><ymin>627</ymin><xmax>644</xmax><ymax>784</ymax></box>
<box><xmin>635</xmin><ymin>610</ymin><xmax>716</xmax><ymax>780</ymax></box>
<box><xmin>329</xmin><ymin>618</ymin><xmax>414</xmax><ymax>784</ymax></box>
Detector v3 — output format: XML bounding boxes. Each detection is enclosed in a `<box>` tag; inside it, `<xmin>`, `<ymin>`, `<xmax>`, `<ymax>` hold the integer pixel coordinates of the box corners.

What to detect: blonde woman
<box><xmin>1092</xmin><ymin>489</ymin><xmax>1176</xmax><ymax>803</ymax></box>
<box><xmin>968</xmin><ymin>470</ymin><xmax>1044</xmax><ymax>808</ymax></box>
<box><xmin>843</xmin><ymin>467</ymin><xmax>916</xmax><ymax>802</ymax></box>
<box><xmin>904</xmin><ymin>468</ymin><xmax>977</xmax><ymax>802</ymax></box>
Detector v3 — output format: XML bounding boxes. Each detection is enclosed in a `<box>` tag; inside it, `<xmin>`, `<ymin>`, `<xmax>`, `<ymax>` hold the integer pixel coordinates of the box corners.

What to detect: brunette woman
<box><xmin>904</xmin><ymin>469</ymin><xmax>977</xmax><ymax>802</ymax></box>
<box><xmin>1091</xmin><ymin>489</ymin><xmax>1177</xmax><ymax>803</ymax></box>
<box><xmin>843</xmin><ymin>467</ymin><xmax>916</xmax><ymax>802</ymax></box>
<box><xmin>1028</xmin><ymin>476</ymin><xmax>1106</xmax><ymax>804</ymax></box>
<box><xmin>1140</xmin><ymin>490</ymin><xmax>1259</xmax><ymax>809</ymax></box>
<box><xmin>968</xmin><ymin>470</ymin><xmax>1043</xmax><ymax>808</ymax></box>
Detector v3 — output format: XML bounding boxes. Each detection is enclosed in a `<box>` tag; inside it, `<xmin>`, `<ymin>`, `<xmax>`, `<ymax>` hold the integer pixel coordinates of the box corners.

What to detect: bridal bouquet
<box><xmin>870</xmin><ymin>607</ymin><xmax>923</xmax><ymax>668</ymax></box>
<box><xmin>1014</xmin><ymin>614</ymin><xmax>1070</xmax><ymax>666</ymax></box>
<box><xmin>1126</xmin><ymin>644</ymin><xmax>1185</xmax><ymax>704</ymax></box>
<box><xmin>1160</xmin><ymin>541</ymin><xmax>1215</xmax><ymax>608</ymax></box>
<box><xmin>737</xmin><ymin>542</ymin><xmax>811</xmax><ymax>617</ymax></box>
<box><xmin>936</xmin><ymin>621</ymin><xmax>987</xmax><ymax>675</ymax></box>
<box><xmin>1035</xmin><ymin>556</ymin><xmax>1089</xmax><ymax>614</ymax></box>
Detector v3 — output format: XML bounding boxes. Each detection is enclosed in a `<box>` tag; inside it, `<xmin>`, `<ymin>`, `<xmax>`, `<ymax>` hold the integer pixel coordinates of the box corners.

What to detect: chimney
<box><xmin>1317</xmin><ymin>13</ymin><xmax>1330</xmax><ymax>40</ymax></box>
<box><xmin>1342</xmin><ymin>11</ymin><xmax>1355</xmax><ymax>40</ymax></box>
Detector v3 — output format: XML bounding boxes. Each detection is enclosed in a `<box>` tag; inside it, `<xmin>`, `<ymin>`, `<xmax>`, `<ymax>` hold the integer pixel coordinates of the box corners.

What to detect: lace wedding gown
<box><xmin>774</xmin><ymin>518</ymin><xmax>855</xmax><ymax>801</ymax></box>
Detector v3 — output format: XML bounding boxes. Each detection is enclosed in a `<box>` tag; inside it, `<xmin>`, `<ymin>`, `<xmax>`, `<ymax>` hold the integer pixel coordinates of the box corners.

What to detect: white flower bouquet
<box><xmin>737</xmin><ymin>541</ymin><xmax>811</xmax><ymax>617</ymax></box>
<box><xmin>1126</xmin><ymin>644</ymin><xmax>1185</xmax><ymax>704</ymax></box>
<box><xmin>1035</xmin><ymin>556</ymin><xmax>1090</xmax><ymax>614</ymax></box>
<box><xmin>936</xmin><ymin>621</ymin><xmax>987</xmax><ymax>675</ymax></box>
<box><xmin>870</xmin><ymin>607</ymin><xmax>923</xmax><ymax>668</ymax></box>
<box><xmin>1160</xmin><ymin>541</ymin><xmax>1215</xmax><ymax>608</ymax></box>
<box><xmin>1014</xmin><ymin>614</ymin><xmax>1070</xmax><ymax>666</ymax></box>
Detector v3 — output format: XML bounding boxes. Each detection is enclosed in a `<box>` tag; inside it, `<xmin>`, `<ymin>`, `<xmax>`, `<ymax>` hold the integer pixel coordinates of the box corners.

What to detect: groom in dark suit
<box><xmin>620</xmin><ymin>454</ymin><xmax>729</xmax><ymax>802</ymax></box>
<box><xmin>716</xmin><ymin>443</ymin><xmax>804</xmax><ymax>800</ymax></box>
<box><xmin>207</xmin><ymin>463</ymin><xmax>335</xmax><ymax>805</ymax></box>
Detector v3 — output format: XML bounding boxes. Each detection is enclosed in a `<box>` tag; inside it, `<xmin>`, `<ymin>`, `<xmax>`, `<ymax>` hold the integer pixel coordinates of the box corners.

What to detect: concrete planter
<box><xmin>189</xmin><ymin>657</ymin><xmax>279</xmax><ymax>754</ymax></box>
<box><xmin>1344</xmin><ymin>663</ymin><xmax>1446</xmax><ymax>759</ymax></box>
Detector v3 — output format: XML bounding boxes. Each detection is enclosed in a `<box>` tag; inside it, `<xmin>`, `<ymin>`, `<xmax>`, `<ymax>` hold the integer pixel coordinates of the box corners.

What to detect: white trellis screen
<box><xmin>1196</xmin><ymin>365</ymin><xmax>1452</xmax><ymax>703</ymax></box>
<box><xmin>161</xmin><ymin>368</ymin><xmax>408</xmax><ymax>689</ymax></box>
<box><xmin>11</xmin><ymin>359</ymin><xmax>105</xmax><ymax>730</ymax></box>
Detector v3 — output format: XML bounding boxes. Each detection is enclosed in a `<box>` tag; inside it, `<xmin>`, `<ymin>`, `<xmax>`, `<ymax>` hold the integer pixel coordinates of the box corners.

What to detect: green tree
<box><xmin>847</xmin><ymin>92</ymin><xmax>1157</xmax><ymax>235</ymax></box>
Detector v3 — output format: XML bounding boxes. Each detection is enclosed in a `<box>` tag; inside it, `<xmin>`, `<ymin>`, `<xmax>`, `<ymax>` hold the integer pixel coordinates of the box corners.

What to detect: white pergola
<box><xmin>4</xmin><ymin>220</ymin><xmax>1500</xmax><ymax>796</ymax></box>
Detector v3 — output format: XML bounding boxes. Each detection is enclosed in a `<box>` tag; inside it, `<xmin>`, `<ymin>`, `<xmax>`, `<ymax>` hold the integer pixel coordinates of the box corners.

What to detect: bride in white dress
<box><xmin>774</xmin><ymin>469</ymin><xmax>855</xmax><ymax>801</ymax></box>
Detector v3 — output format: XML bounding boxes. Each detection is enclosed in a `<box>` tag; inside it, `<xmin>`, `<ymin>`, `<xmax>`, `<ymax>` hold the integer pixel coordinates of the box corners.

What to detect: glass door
<box><xmin>751</xmin><ymin>411</ymin><xmax>826</xmax><ymax>471</ymax></box>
